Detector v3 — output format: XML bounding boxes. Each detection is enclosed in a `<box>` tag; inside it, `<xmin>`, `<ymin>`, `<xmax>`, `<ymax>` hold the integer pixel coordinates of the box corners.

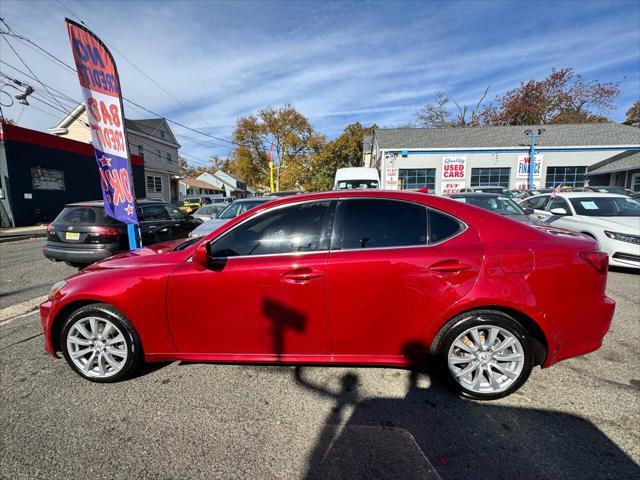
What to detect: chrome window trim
<box><xmin>201</xmin><ymin>196</ymin><xmax>468</xmax><ymax>261</ymax></box>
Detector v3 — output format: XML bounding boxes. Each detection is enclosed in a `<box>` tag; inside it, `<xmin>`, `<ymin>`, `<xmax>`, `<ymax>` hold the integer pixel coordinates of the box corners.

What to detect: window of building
<box><xmin>333</xmin><ymin>199</ymin><xmax>427</xmax><ymax>250</ymax></box>
<box><xmin>398</xmin><ymin>169</ymin><xmax>436</xmax><ymax>190</ymax></box>
<box><xmin>166</xmin><ymin>152</ymin><xmax>172</xmax><ymax>162</ymax></box>
<box><xmin>210</xmin><ymin>201</ymin><xmax>331</xmax><ymax>257</ymax></box>
<box><xmin>137</xmin><ymin>145</ymin><xmax>144</xmax><ymax>158</ymax></box>
<box><xmin>545</xmin><ymin>166</ymin><xmax>587</xmax><ymax>187</ymax></box>
<box><xmin>160</xmin><ymin>130</ymin><xmax>165</xmax><ymax>140</ymax></box>
<box><xmin>157</xmin><ymin>149</ymin><xmax>161</xmax><ymax>162</ymax></box>
<box><xmin>470</xmin><ymin>168</ymin><xmax>511</xmax><ymax>187</ymax></box>
<box><xmin>146</xmin><ymin>175</ymin><xmax>163</xmax><ymax>193</ymax></box>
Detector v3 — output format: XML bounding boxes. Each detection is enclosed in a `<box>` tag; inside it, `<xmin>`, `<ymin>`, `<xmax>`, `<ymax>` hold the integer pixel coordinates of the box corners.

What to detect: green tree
<box><xmin>310</xmin><ymin>123</ymin><xmax>375</xmax><ymax>191</ymax></box>
<box><xmin>228</xmin><ymin>104</ymin><xmax>325</xmax><ymax>191</ymax></box>
<box><xmin>624</xmin><ymin>100</ymin><xmax>640</xmax><ymax>127</ymax></box>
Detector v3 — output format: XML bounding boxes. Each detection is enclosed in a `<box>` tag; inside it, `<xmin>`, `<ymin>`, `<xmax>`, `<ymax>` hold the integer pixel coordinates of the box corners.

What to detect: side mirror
<box><xmin>550</xmin><ymin>207</ymin><xmax>568</xmax><ymax>215</ymax></box>
<box><xmin>193</xmin><ymin>241</ymin><xmax>209</xmax><ymax>267</ymax></box>
<box><xmin>524</xmin><ymin>208</ymin><xmax>534</xmax><ymax>215</ymax></box>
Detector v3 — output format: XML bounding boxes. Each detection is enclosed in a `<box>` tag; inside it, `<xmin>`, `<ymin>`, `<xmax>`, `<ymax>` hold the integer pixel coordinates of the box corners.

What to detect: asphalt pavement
<box><xmin>0</xmin><ymin>238</ymin><xmax>639</xmax><ymax>479</ymax></box>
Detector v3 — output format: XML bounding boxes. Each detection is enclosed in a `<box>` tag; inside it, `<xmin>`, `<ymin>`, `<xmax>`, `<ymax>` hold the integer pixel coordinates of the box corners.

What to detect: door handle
<box><xmin>282</xmin><ymin>269</ymin><xmax>324</xmax><ymax>284</ymax></box>
<box><xmin>429</xmin><ymin>260</ymin><xmax>472</xmax><ymax>273</ymax></box>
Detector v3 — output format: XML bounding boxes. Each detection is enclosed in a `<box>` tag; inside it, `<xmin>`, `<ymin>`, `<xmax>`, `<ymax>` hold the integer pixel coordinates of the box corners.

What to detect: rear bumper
<box><xmin>43</xmin><ymin>243</ymin><xmax>119</xmax><ymax>264</ymax></box>
<box><xmin>543</xmin><ymin>295</ymin><xmax>615</xmax><ymax>367</ymax></box>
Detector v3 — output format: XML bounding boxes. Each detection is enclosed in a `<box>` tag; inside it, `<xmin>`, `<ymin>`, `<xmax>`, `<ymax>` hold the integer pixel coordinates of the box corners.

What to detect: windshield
<box><xmin>570</xmin><ymin>197</ymin><xmax>640</xmax><ymax>217</ymax></box>
<box><xmin>473</xmin><ymin>187</ymin><xmax>513</xmax><ymax>197</ymax></box>
<box><xmin>217</xmin><ymin>199</ymin><xmax>269</xmax><ymax>219</ymax></box>
<box><xmin>454</xmin><ymin>196</ymin><xmax>526</xmax><ymax>215</ymax></box>
<box><xmin>336</xmin><ymin>180</ymin><xmax>379</xmax><ymax>190</ymax></box>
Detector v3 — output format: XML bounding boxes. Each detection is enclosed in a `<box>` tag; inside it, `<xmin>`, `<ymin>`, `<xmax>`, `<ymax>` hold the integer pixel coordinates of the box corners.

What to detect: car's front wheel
<box><xmin>437</xmin><ymin>311</ymin><xmax>534</xmax><ymax>400</ymax></box>
<box><xmin>60</xmin><ymin>303</ymin><xmax>142</xmax><ymax>382</ymax></box>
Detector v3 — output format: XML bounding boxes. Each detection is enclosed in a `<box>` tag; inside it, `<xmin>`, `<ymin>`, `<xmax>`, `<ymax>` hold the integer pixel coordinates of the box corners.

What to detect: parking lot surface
<box><xmin>1</xmin><ymin>238</ymin><xmax>639</xmax><ymax>479</ymax></box>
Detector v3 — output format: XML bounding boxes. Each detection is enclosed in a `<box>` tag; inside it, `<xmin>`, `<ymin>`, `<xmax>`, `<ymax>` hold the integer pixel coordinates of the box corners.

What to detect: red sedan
<box><xmin>40</xmin><ymin>190</ymin><xmax>614</xmax><ymax>400</ymax></box>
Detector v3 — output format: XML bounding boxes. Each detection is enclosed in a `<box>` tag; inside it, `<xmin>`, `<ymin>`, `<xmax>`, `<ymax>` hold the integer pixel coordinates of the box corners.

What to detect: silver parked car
<box><xmin>192</xmin><ymin>203</ymin><xmax>227</xmax><ymax>223</ymax></box>
<box><xmin>189</xmin><ymin>197</ymin><xmax>273</xmax><ymax>237</ymax></box>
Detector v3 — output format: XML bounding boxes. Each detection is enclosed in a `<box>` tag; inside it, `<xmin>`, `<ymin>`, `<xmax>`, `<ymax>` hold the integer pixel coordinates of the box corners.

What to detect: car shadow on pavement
<box><xmin>296</xmin><ymin>363</ymin><xmax>640</xmax><ymax>480</ymax></box>
<box><xmin>259</xmin><ymin>297</ymin><xmax>639</xmax><ymax>480</ymax></box>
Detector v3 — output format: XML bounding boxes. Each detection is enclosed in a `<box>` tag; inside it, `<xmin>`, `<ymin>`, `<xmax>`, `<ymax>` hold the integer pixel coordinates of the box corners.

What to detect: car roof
<box><xmin>542</xmin><ymin>192</ymin><xmax>628</xmax><ymax>198</ymax></box>
<box><xmin>446</xmin><ymin>192</ymin><xmax>503</xmax><ymax>198</ymax></box>
<box><xmin>65</xmin><ymin>199</ymin><xmax>167</xmax><ymax>207</ymax></box>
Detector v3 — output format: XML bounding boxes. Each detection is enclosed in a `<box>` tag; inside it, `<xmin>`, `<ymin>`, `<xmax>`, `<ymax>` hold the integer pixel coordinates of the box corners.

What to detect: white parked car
<box><xmin>189</xmin><ymin>197</ymin><xmax>273</xmax><ymax>238</ymax></box>
<box><xmin>519</xmin><ymin>192</ymin><xmax>640</xmax><ymax>269</ymax></box>
<box><xmin>333</xmin><ymin>167</ymin><xmax>380</xmax><ymax>190</ymax></box>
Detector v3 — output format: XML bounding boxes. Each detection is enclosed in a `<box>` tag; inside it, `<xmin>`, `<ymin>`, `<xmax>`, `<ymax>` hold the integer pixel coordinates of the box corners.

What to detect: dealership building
<box><xmin>365</xmin><ymin>124</ymin><xmax>640</xmax><ymax>193</ymax></box>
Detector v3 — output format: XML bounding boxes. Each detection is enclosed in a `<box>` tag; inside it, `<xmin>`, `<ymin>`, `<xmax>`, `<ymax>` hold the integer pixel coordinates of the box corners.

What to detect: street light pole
<box><xmin>524</xmin><ymin>128</ymin><xmax>545</xmax><ymax>190</ymax></box>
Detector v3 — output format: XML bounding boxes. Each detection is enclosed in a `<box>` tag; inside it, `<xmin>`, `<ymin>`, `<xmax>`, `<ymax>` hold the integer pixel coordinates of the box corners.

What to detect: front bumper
<box><xmin>39</xmin><ymin>299</ymin><xmax>56</xmax><ymax>357</ymax></box>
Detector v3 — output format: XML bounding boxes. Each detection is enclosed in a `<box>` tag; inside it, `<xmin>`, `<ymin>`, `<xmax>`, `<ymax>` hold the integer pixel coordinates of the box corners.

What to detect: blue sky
<box><xmin>1</xmin><ymin>0</ymin><xmax>639</xmax><ymax>168</ymax></box>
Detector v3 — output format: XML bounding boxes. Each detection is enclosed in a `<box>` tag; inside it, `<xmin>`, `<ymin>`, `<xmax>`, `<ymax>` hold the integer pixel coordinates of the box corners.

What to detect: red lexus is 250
<box><xmin>40</xmin><ymin>190</ymin><xmax>614</xmax><ymax>400</ymax></box>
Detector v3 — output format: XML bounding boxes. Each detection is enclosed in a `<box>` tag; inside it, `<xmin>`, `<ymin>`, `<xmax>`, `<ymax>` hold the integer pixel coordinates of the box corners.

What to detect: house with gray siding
<box><xmin>50</xmin><ymin>104</ymin><xmax>181</xmax><ymax>202</ymax></box>
<box><xmin>366</xmin><ymin>124</ymin><xmax>640</xmax><ymax>193</ymax></box>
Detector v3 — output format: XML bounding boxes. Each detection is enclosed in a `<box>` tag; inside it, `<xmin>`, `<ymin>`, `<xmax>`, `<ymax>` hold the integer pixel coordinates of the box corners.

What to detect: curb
<box><xmin>0</xmin><ymin>233</ymin><xmax>47</xmax><ymax>244</ymax></box>
<box><xmin>0</xmin><ymin>295</ymin><xmax>47</xmax><ymax>324</ymax></box>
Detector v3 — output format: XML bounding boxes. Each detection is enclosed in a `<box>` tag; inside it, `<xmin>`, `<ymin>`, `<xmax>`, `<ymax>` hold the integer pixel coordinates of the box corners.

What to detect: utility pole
<box><xmin>524</xmin><ymin>128</ymin><xmax>545</xmax><ymax>190</ymax></box>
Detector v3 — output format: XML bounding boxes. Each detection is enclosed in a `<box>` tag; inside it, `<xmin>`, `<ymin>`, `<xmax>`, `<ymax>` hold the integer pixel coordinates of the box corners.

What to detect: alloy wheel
<box><xmin>66</xmin><ymin>316</ymin><xmax>128</xmax><ymax>378</ymax></box>
<box><xmin>447</xmin><ymin>324</ymin><xmax>525</xmax><ymax>394</ymax></box>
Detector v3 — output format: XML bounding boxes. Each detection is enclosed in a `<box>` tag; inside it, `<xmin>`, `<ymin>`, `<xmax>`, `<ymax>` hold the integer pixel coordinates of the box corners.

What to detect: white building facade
<box><xmin>368</xmin><ymin>124</ymin><xmax>640</xmax><ymax>193</ymax></box>
<box><xmin>50</xmin><ymin>105</ymin><xmax>181</xmax><ymax>202</ymax></box>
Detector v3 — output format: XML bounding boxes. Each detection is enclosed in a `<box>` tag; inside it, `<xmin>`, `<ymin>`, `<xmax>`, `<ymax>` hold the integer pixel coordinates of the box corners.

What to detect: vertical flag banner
<box><xmin>65</xmin><ymin>19</ymin><xmax>138</xmax><ymax>224</ymax></box>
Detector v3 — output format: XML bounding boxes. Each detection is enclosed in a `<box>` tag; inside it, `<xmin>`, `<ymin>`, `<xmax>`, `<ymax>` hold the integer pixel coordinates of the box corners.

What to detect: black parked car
<box><xmin>43</xmin><ymin>199</ymin><xmax>200</xmax><ymax>267</ymax></box>
<box><xmin>444</xmin><ymin>192</ymin><xmax>544</xmax><ymax>226</ymax></box>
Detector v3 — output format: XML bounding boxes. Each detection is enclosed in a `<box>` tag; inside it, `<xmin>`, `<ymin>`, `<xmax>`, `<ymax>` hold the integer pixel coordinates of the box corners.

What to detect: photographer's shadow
<box><xmin>298</xmin><ymin>345</ymin><xmax>639</xmax><ymax>480</ymax></box>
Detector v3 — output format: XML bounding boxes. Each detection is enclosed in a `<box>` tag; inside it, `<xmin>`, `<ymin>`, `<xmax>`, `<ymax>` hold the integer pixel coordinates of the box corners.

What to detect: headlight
<box><xmin>49</xmin><ymin>280</ymin><xmax>67</xmax><ymax>300</ymax></box>
<box><xmin>604</xmin><ymin>231</ymin><xmax>640</xmax><ymax>245</ymax></box>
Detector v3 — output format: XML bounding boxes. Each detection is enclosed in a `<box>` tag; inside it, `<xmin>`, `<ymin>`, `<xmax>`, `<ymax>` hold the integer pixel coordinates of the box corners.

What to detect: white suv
<box><xmin>519</xmin><ymin>192</ymin><xmax>640</xmax><ymax>269</ymax></box>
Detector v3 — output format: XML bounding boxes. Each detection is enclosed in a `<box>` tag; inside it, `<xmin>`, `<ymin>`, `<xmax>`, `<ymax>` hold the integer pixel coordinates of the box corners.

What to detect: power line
<box><xmin>56</xmin><ymin>0</ymin><xmax>236</xmax><ymax>147</ymax></box>
<box><xmin>0</xmin><ymin>35</ymin><xmax>69</xmax><ymax>112</ymax></box>
<box><xmin>0</xmin><ymin>17</ymin><xmax>241</xmax><ymax>150</ymax></box>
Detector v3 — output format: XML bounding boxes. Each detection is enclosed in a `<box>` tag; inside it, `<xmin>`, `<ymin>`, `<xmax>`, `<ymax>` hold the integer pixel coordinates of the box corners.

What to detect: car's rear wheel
<box><xmin>437</xmin><ymin>312</ymin><xmax>534</xmax><ymax>400</ymax></box>
<box><xmin>61</xmin><ymin>303</ymin><xmax>142</xmax><ymax>382</ymax></box>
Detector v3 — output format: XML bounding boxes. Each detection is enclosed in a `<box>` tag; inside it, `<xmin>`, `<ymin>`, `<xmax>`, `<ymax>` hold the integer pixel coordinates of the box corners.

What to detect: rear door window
<box><xmin>429</xmin><ymin>210</ymin><xmax>463</xmax><ymax>244</ymax></box>
<box><xmin>332</xmin><ymin>199</ymin><xmax>427</xmax><ymax>250</ymax></box>
<box><xmin>141</xmin><ymin>204</ymin><xmax>170</xmax><ymax>221</ymax></box>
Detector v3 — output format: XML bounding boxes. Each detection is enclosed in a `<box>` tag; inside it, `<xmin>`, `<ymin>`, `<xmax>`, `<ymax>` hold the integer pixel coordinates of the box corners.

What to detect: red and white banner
<box><xmin>66</xmin><ymin>19</ymin><xmax>138</xmax><ymax>224</ymax></box>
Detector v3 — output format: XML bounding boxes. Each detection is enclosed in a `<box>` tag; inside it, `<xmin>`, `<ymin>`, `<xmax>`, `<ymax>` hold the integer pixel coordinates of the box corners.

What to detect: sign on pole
<box><xmin>65</xmin><ymin>19</ymin><xmax>139</xmax><ymax>232</ymax></box>
<box><xmin>517</xmin><ymin>154</ymin><xmax>543</xmax><ymax>178</ymax></box>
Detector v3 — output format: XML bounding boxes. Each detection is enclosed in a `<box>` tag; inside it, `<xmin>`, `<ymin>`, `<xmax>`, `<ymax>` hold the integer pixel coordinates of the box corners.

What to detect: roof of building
<box><xmin>180</xmin><ymin>178</ymin><xmax>224</xmax><ymax>191</ymax></box>
<box><xmin>587</xmin><ymin>150</ymin><xmax>640</xmax><ymax>175</ymax></box>
<box><xmin>362</xmin><ymin>134</ymin><xmax>373</xmax><ymax>152</ymax></box>
<box><xmin>374</xmin><ymin>124</ymin><xmax>640</xmax><ymax>149</ymax></box>
<box><xmin>49</xmin><ymin>104</ymin><xmax>180</xmax><ymax>147</ymax></box>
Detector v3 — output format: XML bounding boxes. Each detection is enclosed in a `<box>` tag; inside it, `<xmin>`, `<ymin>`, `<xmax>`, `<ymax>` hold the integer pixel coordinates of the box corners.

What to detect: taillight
<box><xmin>90</xmin><ymin>226</ymin><xmax>120</xmax><ymax>236</ymax></box>
<box><xmin>579</xmin><ymin>251</ymin><xmax>609</xmax><ymax>274</ymax></box>
<box><xmin>46</xmin><ymin>224</ymin><xmax>55</xmax><ymax>233</ymax></box>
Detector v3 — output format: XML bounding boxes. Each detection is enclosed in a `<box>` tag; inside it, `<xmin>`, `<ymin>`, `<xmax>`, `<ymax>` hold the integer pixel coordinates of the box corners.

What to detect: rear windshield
<box><xmin>54</xmin><ymin>206</ymin><xmax>120</xmax><ymax>225</ymax></box>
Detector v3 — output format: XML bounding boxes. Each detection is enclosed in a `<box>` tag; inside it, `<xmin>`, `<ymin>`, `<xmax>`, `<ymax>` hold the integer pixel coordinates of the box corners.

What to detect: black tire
<box><xmin>60</xmin><ymin>303</ymin><xmax>143</xmax><ymax>383</ymax></box>
<box><xmin>435</xmin><ymin>310</ymin><xmax>534</xmax><ymax>400</ymax></box>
